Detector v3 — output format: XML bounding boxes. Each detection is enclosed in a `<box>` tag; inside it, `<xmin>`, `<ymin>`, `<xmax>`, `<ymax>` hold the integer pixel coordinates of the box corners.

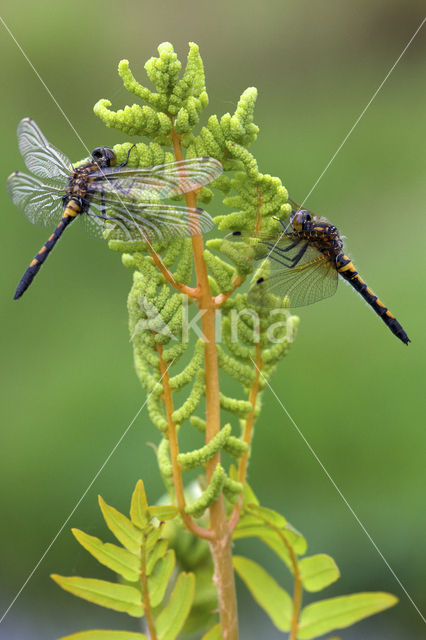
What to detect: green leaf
<box><xmin>201</xmin><ymin>623</ymin><xmax>222</xmax><ymax>639</ymax></box>
<box><xmin>58</xmin><ymin>632</ymin><xmax>148</xmax><ymax>640</ymax></box>
<box><xmin>130</xmin><ymin>480</ymin><xmax>149</xmax><ymax>528</ymax></box>
<box><xmin>247</xmin><ymin>504</ymin><xmax>288</xmax><ymax>529</ymax></box>
<box><xmin>148</xmin><ymin>549</ymin><xmax>175</xmax><ymax>607</ymax></box>
<box><xmin>51</xmin><ymin>575</ymin><xmax>143</xmax><ymax>617</ymax></box>
<box><xmin>156</xmin><ymin>572</ymin><xmax>196</xmax><ymax>640</ymax></box>
<box><xmin>148</xmin><ymin>505</ymin><xmax>179</xmax><ymax>521</ymax></box>
<box><xmin>98</xmin><ymin>496</ymin><xmax>142</xmax><ymax>553</ymax></box>
<box><xmin>298</xmin><ymin>592</ymin><xmax>398</xmax><ymax>639</ymax></box>
<box><xmin>233</xmin><ymin>513</ymin><xmax>306</xmax><ymax>570</ymax></box>
<box><xmin>146</xmin><ymin>522</ymin><xmax>166</xmax><ymax>550</ymax></box>
<box><xmin>299</xmin><ymin>554</ymin><xmax>340</xmax><ymax>593</ymax></box>
<box><xmin>233</xmin><ymin>516</ymin><xmax>290</xmax><ymax>562</ymax></box>
<box><xmin>243</xmin><ymin>482</ymin><xmax>259</xmax><ymax>507</ymax></box>
<box><xmin>233</xmin><ymin>556</ymin><xmax>292</xmax><ymax>631</ymax></box>
<box><xmin>72</xmin><ymin>529</ymin><xmax>140</xmax><ymax>582</ymax></box>
<box><xmin>260</xmin><ymin>529</ymin><xmax>293</xmax><ymax>569</ymax></box>
<box><xmin>146</xmin><ymin>538</ymin><xmax>169</xmax><ymax>576</ymax></box>
<box><xmin>246</xmin><ymin>505</ymin><xmax>307</xmax><ymax>554</ymax></box>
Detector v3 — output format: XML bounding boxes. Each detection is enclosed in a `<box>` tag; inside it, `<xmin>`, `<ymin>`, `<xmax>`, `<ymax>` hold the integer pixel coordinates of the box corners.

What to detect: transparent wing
<box><xmin>16</xmin><ymin>118</ymin><xmax>71</xmax><ymax>184</ymax></box>
<box><xmin>226</xmin><ymin>230</ymin><xmax>293</xmax><ymax>243</ymax></box>
<box><xmin>7</xmin><ymin>171</ymin><xmax>65</xmax><ymax>227</ymax></box>
<box><xmin>90</xmin><ymin>157</ymin><xmax>223</xmax><ymax>201</ymax></box>
<box><xmin>225</xmin><ymin>229</ymin><xmax>305</xmax><ymax>267</ymax></box>
<box><xmin>249</xmin><ymin>247</ymin><xmax>338</xmax><ymax>308</ymax></box>
<box><xmin>288</xmin><ymin>197</ymin><xmax>303</xmax><ymax>211</ymax></box>
<box><xmin>85</xmin><ymin>199</ymin><xmax>214</xmax><ymax>243</ymax></box>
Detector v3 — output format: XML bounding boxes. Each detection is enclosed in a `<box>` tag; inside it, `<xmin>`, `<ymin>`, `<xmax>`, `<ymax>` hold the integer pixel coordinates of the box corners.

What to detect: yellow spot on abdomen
<box><xmin>64</xmin><ymin>201</ymin><xmax>80</xmax><ymax>217</ymax></box>
<box><xmin>338</xmin><ymin>260</ymin><xmax>355</xmax><ymax>273</ymax></box>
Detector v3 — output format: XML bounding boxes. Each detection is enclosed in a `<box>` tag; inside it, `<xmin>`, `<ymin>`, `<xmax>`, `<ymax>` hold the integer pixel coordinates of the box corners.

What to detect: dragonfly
<box><xmin>7</xmin><ymin>118</ymin><xmax>223</xmax><ymax>299</ymax></box>
<box><xmin>230</xmin><ymin>201</ymin><xmax>410</xmax><ymax>345</ymax></box>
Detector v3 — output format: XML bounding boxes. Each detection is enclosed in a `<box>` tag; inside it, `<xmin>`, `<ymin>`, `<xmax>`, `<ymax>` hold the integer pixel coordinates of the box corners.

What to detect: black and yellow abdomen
<box><xmin>13</xmin><ymin>201</ymin><xmax>79</xmax><ymax>300</ymax></box>
<box><xmin>336</xmin><ymin>253</ymin><xmax>410</xmax><ymax>345</ymax></box>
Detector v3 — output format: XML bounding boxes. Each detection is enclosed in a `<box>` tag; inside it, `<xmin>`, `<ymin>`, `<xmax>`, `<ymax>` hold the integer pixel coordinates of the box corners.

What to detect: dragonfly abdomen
<box><xmin>336</xmin><ymin>254</ymin><xmax>410</xmax><ymax>345</ymax></box>
<box><xmin>13</xmin><ymin>203</ymin><xmax>79</xmax><ymax>300</ymax></box>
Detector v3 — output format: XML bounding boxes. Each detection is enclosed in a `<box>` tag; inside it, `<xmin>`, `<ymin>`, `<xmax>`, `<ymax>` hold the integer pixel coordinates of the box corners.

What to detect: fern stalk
<box><xmin>169</xmin><ymin>123</ymin><xmax>239</xmax><ymax>638</ymax></box>
<box><xmin>229</xmin><ymin>342</ymin><xmax>262</xmax><ymax>532</ymax></box>
<box><xmin>156</xmin><ymin>341</ymin><xmax>211</xmax><ymax>540</ymax></box>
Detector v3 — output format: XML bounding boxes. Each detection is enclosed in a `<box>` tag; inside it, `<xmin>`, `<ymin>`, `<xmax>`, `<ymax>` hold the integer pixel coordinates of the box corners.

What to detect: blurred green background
<box><xmin>0</xmin><ymin>1</ymin><xmax>425</xmax><ymax>638</ymax></box>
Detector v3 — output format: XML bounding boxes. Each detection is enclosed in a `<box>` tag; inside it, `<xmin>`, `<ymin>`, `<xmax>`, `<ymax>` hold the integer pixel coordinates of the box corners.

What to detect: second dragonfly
<box><xmin>230</xmin><ymin>202</ymin><xmax>410</xmax><ymax>345</ymax></box>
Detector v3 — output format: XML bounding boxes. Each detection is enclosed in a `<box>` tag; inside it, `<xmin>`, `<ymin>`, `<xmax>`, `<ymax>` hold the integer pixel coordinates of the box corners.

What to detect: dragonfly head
<box><xmin>291</xmin><ymin>210</ymin><xmax>312</xmax><ymax>231</ymax></box>
<box><xmin>91</xmin><ymin>147</ymin><xmax>116</xmax><ymax>168</ymax></box>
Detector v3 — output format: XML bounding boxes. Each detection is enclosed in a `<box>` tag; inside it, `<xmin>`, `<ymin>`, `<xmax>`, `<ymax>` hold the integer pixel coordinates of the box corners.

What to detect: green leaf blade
<box><xmin>247</xmin><ymin>504</ymin><xmax>287</xmax><ymax>529</ymax></box>
<box><xmin>201</xmin><ymin>623</ymin><xmax>222</xmax><ymax>639</ymax></box>
<box><xmin>98</xmin><ymin>496</ymin><xmax>142</xmax><ymax>553</ymax></box>
<box><xmin>148</xmin><ymin>549</ymin><xmax>176</xmax><ymax>607</ymax></box>
<box><xmin>148</xmin><ymin>505</ymin><xmax>179</xmax><ymax>521</ymax></box>
<box><xmin>51</xmin><ymin>575</ymin><xmax>143</xmax><ymax>618</ymax></box>
<box><xmin>298</xmin><ymin>592</ymin><xmax>398</xmax><ymax>639</ymax></box>
<box><xmin>146</xmin><ymin>538</ymin><xmax>169</xmax><ymax>576</ymax></box>
<box><xmin>233</xmin><ymin>514</ymin><xmax>305</xmax><ymax>571</ymax></box>
<box><xmin>233</xmin><ymin>556</ymin><xmax>292</xmax><ymax>631</ymax></box>
<box><xmin>72</xmin><ymin>529</ymin><xmax>140</xmax><ymax>582</ymax></box>
<box><xmin>299</xmin><ymin>554</ymin><xmax>340</xmax><ymax>593</ymax></box>
<box><xmin>130</xmin><ymin>480</ymin><xmax>149</xmax><ymax>529</ymax></box>
<box><xmin>156</xmin><ymin>572</ymin><xmax>196</xmax><ymax>640</ymax></box>
<box><xmin>57</xmin><ymin>632</ymin><xmax>148</xmax><ymax>640</ymax></box>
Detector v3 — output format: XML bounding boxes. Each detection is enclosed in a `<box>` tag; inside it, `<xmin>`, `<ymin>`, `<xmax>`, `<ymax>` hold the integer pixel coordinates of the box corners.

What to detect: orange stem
<box><xmin>214</xmin><ymin>186</ymin><xmax>263</xmax><ymax>309</ymax></box>
<box><xmin>140</xmin><ymin>533</ymin><xmax>158</xmax><ymax>640</ymax></box>
<box><xmin>229</xmin><ymin>342</ymin><xmax>262</xmax><ymax>531</ymax></box>
<box><xmin>228</xmin><ymin>192</ymin><xmax>264</xmax><ymax>531</ymax></box>
<box><xmin>147</xmin><ymin>244</ymin><xmax>199</xmax><ymax>297</ymax></box>
<box><xmin>156</xmin><ymin>342</ymin><xmax>213</xmax><ymax>540</ymax></box>
<box><xmin>213</xmin><ymin>275</ymin><xmax>245</xmax><ymax>308</ymax></box>
<box><xmin>246</xmin><ymin>508</ymin><xmax>303</xmax><ymax>640</ymax></box>
<box><xmin>170</xmin><ymin>123</ymin><xmax>239</xmax><ymax>640</ymax></box>
<box><xmin>276</xmin><ymin>527</ymin><xmax>302</xmax><ymax>640</ymax></box>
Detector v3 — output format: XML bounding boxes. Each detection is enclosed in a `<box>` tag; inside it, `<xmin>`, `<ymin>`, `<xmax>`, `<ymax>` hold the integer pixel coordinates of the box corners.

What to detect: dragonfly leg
<box><xmin>112</xmin><ymin>178</ymin><xmax>137</xmax><ymax>196</ymax></box>
<box><xmin>272</xmin><ymin>216</ymin><xmax>292</xmax><ymax>233</ymax></box>
<box><xmin>258</xmin><ymin>245</ymin><xmax>294</xmax><ymax>267</ymax></box>
<box><xmin>263</xmin><ymin>238</ymin><xmax>300</xmax><ymax>255</ymax></box>
<box><xmin>118</xmin><ymin>144</ymin><xmax>137</xmax><ymax>168</ymax></box>
<box><xmin>287</xmin><ymin>241</ymin><xmax>309</xmax><ymax>267</ymax></box>
<box><xmin>265</xmin><ymin>241</ymin><xmax>309</xmax><ymax>269</ymax></box>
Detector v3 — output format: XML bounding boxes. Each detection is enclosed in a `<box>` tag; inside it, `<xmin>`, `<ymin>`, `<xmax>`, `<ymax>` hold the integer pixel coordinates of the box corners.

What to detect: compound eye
<box><xmin>304</xmin><ymin>212</ymin><xmax>312</xmax><ymax>222</ymax></box>
<box><xmin>92</xmin><ymin>148</ymin><xmax>103</xmax><ymax>159</ymax></box>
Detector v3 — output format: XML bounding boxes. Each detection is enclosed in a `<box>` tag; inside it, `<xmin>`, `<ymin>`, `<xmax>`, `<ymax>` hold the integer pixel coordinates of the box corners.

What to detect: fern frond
<box><xmin>172</xmin><ymin>370</ymin><xmax>205</xmax><ymax>425</ymax></box>
<box><xmin>185</xmin><ymin>465</ymin><xmax>226</xmax><ymax>518</ymax></box>
<box><xmin>177</xmin><ymin>424</ymin><xmax>232</xmax><ymax>471</ymax></box>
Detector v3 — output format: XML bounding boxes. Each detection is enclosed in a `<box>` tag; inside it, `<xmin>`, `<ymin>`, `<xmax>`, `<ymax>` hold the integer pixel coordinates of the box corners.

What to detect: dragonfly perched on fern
<box><xmin>7</xmin><ymin>118</ymin><xmax>222</xmax><ymax>299</ymax></box>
